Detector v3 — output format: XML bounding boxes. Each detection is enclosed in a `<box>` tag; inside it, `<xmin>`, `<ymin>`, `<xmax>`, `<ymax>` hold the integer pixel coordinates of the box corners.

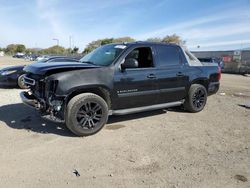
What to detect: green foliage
<box><xmin>101</xmin><ymin>38</ymin><xmax>114</xmax><ymax>45</ymax></box>
<box><xmin>39</xmin><ymin>45</ymin><xmax>67</xmax><ymax>55</ymax></box>
<box><xmin>5</xmin><ymin>44</ymin><xmax>26</xmax><ymax>54</ymax></box>
<box><xmin>83</xmin><ymin>37</ymin><xmax>136</xmax><ymax>54</ymax></box>
<box><xmin>65</xmin><ymin>47</ymin><xmax>80</xmax><ymax>54</ymax></box>
<box><xmin>16</xmin><ymin>44</ymin><xmax>26</xmax><ymax>52</ymax></box>
<box><xmin>146</xmin><ymin>38</ymin><xmax>162</xmax><ymax>42</ymax></box>
<box><xmin>2</xmin><ymin>34</ymin><xmax>184</xmax><ymax>56</ymax></box>
<box><xmin>146</xmin><ymin>34</ymin><xmax>185</xmax><ymax>46</ymax></box>
<box><xmin>162</xmin><ymin>34</ymin><xmax>185</xmax><ymax>45</ymax></box>
<box><xmin>113</xmin><ymin>37</ymin><xmax>135</xmax><ymax>43</ymax></box>
<box><xmin>25</xmin><ymin>48</ymin><xmax>40</xmax><ymax>54</ymax></box>
<box><xmin>83</xmin><ymin>35</ymin><xmax>185</xmax><ymax>54</ymax></box>
<box><xmin>72</xmin><ymin>47</ymin><xmax>79</xmax><ymax>54</ymax></box>
<box><xmin>83</xmin><ymin>39</ymin><xmax>102</xmax><ymax>54</ymax></box>
<box><xmin>4</xmin><ymin>44</ymin><xmax>80</xmax><ymax>55</ymax></box>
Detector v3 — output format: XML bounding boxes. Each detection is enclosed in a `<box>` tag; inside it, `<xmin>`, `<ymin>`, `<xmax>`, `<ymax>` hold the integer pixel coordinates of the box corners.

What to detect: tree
<box><xmin>101</xmin><ymin>38</ymin><xmax>114</xmax><ymax>45</ymax></box>
<box><xmin>16</xmin><ymin>44</ymin><xmax>26</xmax><ymax>52</ymax></box>
<box><xmin>40</xmin><ymin>45</ymin><xmax>66</xmax><ymax>55</ymax></box>
<box><xmin>113</xmin><ymin>37</ymin><xmax>135</xmax><ymax>43</ymax></box>
<box><xmin>5</xmin><ymin>44</ymin><xmax>26</xmax><ymax>54</ymax></box>
<box><xmin>72</xmin><ymin>47</ymin><xmax>79</xmax><ymax>54</ymax></box>
<box><xmin>162</xmin><ymin>34</ymin><xmax>185</xmax><ymax>45</ymax></box>
<box><xmin>25</xmin><ymin>48</ymin><xmax>42</xmax><ymax>54</ymax></box>
<box><xmin>83</xmin><ymin>39</ymin><xmax>103</xmax><ymax>54</ymax></box>
<box><xmin>146</xmin><ymin>37</ymin><xmax>162</xmax><ymax>42</ymax></box>
<box><xmin>5</xmin><ymin>44</ymin><xmax>17</xmax><ymax>54</ymax></box>
<box><xmin>83</xmin><ymin>36</ymin><xmax>136</xmax><ymax>54</ymax></box>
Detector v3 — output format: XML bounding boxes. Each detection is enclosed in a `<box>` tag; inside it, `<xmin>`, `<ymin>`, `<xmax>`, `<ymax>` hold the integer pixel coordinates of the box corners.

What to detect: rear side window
<box><xmin>156</xmin><ymin>45</ymin><xmax>181</xmax><ymax>66</ymax></box>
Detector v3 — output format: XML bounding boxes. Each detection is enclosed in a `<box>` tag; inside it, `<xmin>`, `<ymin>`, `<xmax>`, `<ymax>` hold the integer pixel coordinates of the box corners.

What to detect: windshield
<box><xmin>80</xmin><ymin>44</ymin><xmax>127</xmax><ymax>66</ymax></box>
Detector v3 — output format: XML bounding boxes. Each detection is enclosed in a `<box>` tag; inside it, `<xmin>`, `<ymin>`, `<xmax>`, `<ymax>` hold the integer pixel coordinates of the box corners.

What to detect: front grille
<box><xmin>35</xmin><ymin>81</ymin><xmax>46</xmax><ymax>98</ymax></box>
<box><xmin>24</xmin><ymin>75</ymin><xmax>46</xmax><ymax>99</ymax></box>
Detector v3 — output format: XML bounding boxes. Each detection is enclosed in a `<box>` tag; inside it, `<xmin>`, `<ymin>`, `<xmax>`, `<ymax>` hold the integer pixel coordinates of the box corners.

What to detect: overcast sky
<box><xmin>0</xmin><ymin>0</ymin><xmax>250</xmax><ymax>51</ymax></box>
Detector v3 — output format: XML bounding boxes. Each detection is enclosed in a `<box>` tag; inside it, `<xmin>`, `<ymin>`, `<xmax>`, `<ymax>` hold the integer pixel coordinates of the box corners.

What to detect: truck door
<box><xmin>154</xmin><ymin>45</ymin><xmax>189</xmax><ymax>103</ymax></box>
<box><xmin>113</xmin><ymin>46</ymin><xmax>159</xmax><ymax>110</ymax></box>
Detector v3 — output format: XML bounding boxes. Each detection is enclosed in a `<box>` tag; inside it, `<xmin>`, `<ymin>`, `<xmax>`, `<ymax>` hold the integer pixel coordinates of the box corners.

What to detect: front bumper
<box><xmin>20</xmin><ymin>91</ymin><xmax>40</xmax><ymax>109</ymax></box>
<box><xmin>20</xmin><ymin>91</ymin><xmax>65</xmax><ymax>122</ymax></box>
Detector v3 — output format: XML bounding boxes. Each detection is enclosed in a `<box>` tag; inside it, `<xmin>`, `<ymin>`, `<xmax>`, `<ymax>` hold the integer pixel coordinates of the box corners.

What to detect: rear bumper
<box><xmin>208</xmin><ymin>82</ymin><xmax>220</xmax><ymax>95</ymax></box>
<box><xmin>20</xmin><ymin>91</ymin><xmax>40</xmax><ymax>109</ymax></box>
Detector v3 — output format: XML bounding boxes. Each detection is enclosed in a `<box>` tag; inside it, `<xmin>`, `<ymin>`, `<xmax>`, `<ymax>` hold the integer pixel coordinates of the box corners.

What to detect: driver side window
<box><xmin>125</xmin><ymin>47</ymin><xmax>154</xmax><ymax>68</ymax></box>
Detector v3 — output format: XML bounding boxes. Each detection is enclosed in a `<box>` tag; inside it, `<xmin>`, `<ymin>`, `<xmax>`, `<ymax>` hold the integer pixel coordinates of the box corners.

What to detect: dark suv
<box><xmin>20</xmin><ymin>42</ymin><xmax>220</xmax><ymax>136</ymax></box>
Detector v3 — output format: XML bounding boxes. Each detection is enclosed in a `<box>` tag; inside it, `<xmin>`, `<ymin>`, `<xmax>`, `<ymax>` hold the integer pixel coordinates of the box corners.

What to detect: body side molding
<box><xmin>109</xmin><ymin>100</ymin><xmax>184</xmax><ymax>115</ymax></box>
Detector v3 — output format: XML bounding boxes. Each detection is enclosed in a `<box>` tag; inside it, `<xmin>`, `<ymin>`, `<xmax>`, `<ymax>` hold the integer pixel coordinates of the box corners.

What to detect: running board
<box><xmin>109</xmin><ymin>100</ymin><xmax>184</xmax><ymax>116</ymax></box>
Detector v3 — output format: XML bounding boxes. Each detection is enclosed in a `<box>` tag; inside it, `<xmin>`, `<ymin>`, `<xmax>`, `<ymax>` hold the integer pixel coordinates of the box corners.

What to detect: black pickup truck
<box><xmin>20</xmin><ymin>42</ymin><xmax>220</xmax><ymax>136</ymax></box>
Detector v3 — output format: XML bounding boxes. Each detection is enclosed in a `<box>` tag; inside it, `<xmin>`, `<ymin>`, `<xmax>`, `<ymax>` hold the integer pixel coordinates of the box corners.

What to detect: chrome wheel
<box><xmin>192</xmin><ymin>89</ymin><xmax>205</xmax><ymax>110</ymax></box>
<box><xmin>76</xmin><ymin>102</ymin><xmax>103</xmax><ymax>129</ymax></box>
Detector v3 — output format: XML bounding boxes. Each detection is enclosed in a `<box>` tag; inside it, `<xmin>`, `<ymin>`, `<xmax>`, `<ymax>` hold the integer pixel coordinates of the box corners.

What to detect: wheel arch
<box><xmin>190</xmin><ymin>78</ymin><xmax>209</xmax><ymax>92</ymax></box>
<box><xmin>65</xmin><ymin>85</ymin><xmax>112</xmax><ymax>109</ymax></box>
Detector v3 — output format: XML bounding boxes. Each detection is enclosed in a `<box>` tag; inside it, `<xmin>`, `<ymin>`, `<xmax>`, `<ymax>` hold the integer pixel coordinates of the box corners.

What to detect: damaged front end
<box><xmin>20</xmin><ymin>75</ymin><xmax>66</xmax><ymax>122</ymax></box>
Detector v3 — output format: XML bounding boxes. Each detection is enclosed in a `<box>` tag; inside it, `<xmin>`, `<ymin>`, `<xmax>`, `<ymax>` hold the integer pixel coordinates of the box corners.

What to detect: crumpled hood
<box><xmin>23</xmin><ymin>62</ymin><xmax>101</xmax><ymax>75</ymax></box>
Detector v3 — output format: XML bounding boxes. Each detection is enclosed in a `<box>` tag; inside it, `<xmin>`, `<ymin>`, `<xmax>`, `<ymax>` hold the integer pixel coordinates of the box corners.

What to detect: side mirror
<box><xmin>121</xmin><ymin>58</ymin><xmax>138</xmax><ymax>71</ymax></box>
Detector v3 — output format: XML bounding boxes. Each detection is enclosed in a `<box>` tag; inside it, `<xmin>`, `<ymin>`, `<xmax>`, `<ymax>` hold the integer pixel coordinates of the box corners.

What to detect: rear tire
<box><xmin>18</xmin><ymin>74</ymin><xmax>28</xmax><ymax>89</ymax></box>
<box><xmin>184</xmin><ymin>84</ymin><xmax>207</xmax><ymax>113</ymax></box>
<box><xmin>65</xmin><ymin>93</ymin><xmax>109</xmax><ymax>136</ymax></box>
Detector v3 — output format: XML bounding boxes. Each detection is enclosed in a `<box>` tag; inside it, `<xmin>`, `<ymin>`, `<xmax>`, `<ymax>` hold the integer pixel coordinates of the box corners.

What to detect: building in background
<box><xmin>192</xmin><ymin>50</ymin><xmax>250</xmax><ymax>74</ymax></box>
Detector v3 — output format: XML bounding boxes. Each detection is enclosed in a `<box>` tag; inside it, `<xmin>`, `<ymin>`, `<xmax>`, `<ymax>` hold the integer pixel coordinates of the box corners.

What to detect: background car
<box><xmin>12</xmin><ymin>53</ymin><xmax>25</xmax><ymax>58</ymax></box>
<box><xmin>0</xmin><ymin>56</ymin><xmax>80</xmax><ymax>89</ymax></box>
<box><xmin>0</xmin><ymin>65</ymin><xmax>26</xmax><ymax>88</ymax></box>
<box><xmin>29</xmin><ymin>54</ymin><xmax>39</xmax><ymax>61</ymax></box>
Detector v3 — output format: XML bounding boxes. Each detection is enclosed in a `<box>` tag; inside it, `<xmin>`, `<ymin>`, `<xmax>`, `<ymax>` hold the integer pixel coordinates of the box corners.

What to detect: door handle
<box><xmin>176</xmin><ymin>72</ymin><xmax>184</xmax><ymax>77</ymax></box>
<box><xmin>147</xmin><ymin>74</ymin><xmax>156</xmax><ymax>79</ymax></box>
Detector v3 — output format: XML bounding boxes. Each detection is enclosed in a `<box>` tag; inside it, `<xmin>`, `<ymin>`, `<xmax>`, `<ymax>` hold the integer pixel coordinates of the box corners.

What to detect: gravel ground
<box><xmin>0</xmin><ymin>57</ymin><xmax>249</xmax><ymax>188</ymax></box>
<box><xmin>0</xmin><ymin>56</ymin><xmax>31</xmax><ymax>67</ymax></box>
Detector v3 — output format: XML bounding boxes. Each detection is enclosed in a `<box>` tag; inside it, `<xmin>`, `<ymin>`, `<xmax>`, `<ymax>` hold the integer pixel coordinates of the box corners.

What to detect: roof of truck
<box><xmin>124</xmin><ymin>41</ymin><xmax>180</xmax><ymax>47</ymax></box>
<box><xmin>104</xmin><ymin>41</ymin><xmax>181</xmax><ymax>48</ymax></box>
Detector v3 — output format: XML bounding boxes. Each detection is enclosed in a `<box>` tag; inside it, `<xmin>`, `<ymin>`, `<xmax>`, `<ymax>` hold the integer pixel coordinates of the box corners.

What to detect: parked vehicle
<box><xmin>0</xmin><ymin>66</ymin><xmax>26</xmax><ymax>88</ymax></box>
<box><xmin>36</xmin><ymin>56</ymin><xmax>80</xmax><ymax>63</ymax></box>
<box><xmin>36</xmin><ymin>55</ymin><xmax>50</xmax><ymax>61</ymax></box>
<box><xmin>0</xmin><ymin>56</ymin><xmax>79</xmax><ymax>89</ymax></box>
<box><xmin>13</xmin><ymin>53</ymin><xmax>25</xmax><ymax>58</ymax></box>
<box><xmin>21</xmin><ymin>42</ymin><xmax>221</xmax><ymax>136</ymax></box>
<box><xmin>29</xmin><ymin>54</ymin><xmax>39</xmax><ymax>61</ymax></box>
<box><xmin>198</xmin><ymin>57</ymin><xmax>225</xmax><ymax>69</ymax></box>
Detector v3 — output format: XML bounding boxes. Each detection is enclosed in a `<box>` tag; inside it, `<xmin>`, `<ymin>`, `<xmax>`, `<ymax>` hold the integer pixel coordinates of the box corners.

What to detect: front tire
<box><xmin>184</xmin><ymin>84</ymin><xmax>207</xmax><ymax>113</ymax></box>
<box><xmin>65</xmin><ymin>93</ymin><xmax>109</xmax><ymax>136</ymax></box>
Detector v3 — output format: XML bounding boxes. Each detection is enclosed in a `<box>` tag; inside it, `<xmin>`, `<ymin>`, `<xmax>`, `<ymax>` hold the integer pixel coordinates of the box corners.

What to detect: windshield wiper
<box><xmin>81</xmin><ymin>61</ymin><xmax>96</xmax><ymax>65</ymax></box>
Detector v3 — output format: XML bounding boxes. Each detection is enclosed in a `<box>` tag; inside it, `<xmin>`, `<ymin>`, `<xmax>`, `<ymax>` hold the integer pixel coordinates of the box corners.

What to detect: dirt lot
<box><xmin>0</xmin><ymin>57</ymin><xmax>249</xmax><ymax>188</ymax></box>
<box><xmin>0</xmin><ymin>56</ymin><xmax>32</xmax><ymax>67</ymax></box>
